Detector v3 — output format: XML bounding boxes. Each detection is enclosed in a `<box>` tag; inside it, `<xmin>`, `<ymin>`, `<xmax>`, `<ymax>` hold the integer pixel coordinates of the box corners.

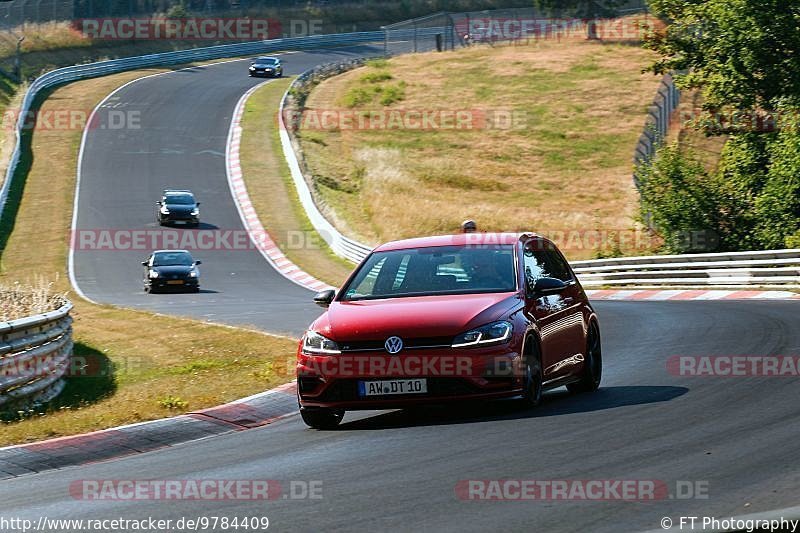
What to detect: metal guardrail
<box><xmin>0</xmin><ymin>30</ymin><xmax>386</xmax><ymax>224</ymax></box>
<box><xmin>0</xmin><ymin>300</ymin><xmax>73</xmax><ymax>410</ymax></box>
<box><xmin>279</xmin><ymin>60</ymin><xmax>376</xmax><ymax>264</ymax></box>
<box><xmin>572</xmin><ymin>249</ymin><xmax>800</xmax><ymax>288</ymax></box>
<box><xmin>633</xmin><ymin>73</ymin><xmax>680</xmax><ymax>187</ymax></box>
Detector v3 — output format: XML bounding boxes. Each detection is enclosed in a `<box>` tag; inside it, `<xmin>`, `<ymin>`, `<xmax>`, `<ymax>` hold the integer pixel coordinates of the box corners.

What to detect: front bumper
<box><xmin>297</xmin><ymin>346</ymin><xmax>524</xmax><ymax>410</ymax></box>
<box><xmin>249</xmin><ymin>69</ymin><xmax>279</xmax><ymax>77</ymax></box>
<box><xmin>149</xmin><ymin>279</ymin><xmax>199</xmax><ymax>290</ymax></box>
<box><xmin>159</xmin><ymin>214</ymin><xmax>199</xmax><ymax>225</ymax></box>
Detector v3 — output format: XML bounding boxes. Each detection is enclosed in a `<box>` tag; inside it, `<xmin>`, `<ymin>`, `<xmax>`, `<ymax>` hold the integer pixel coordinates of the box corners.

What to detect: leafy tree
<box><xmin>638</xmin><ymin>144</ymin><xmax>720</xmax><ymax>252</ymax></box>
<box><xmin>645</xmin><ymin>0</ymin><xmax>800</xmax><ymax>117</ymax></box>
<box><xmin>754</xmin><ymin>112</ymin><xmax>800</xmax><ymax>248</ymax></box>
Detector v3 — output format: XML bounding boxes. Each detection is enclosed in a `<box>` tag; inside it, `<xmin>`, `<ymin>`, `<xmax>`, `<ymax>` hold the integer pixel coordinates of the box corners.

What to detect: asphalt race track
<box><xmin>4</xmin><ymin>301</ymin><xmax>800</xmax><ymax>530</ymax></box>
<box><xmin>14</xmin><ymin>45</ymin><xmax>800</xmax><ymax>532</ymax></box>
<box><xmin>72</xmin><ymin>46</ymin><xmax>382</xmax><ymax>336</ymax></box>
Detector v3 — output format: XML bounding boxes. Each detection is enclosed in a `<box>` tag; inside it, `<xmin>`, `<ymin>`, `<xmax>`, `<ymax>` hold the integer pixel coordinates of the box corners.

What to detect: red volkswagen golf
<box><xmin>296</xmin><ymin>232</ymin><xmax>601</xmax><ymax>429</ymax></box>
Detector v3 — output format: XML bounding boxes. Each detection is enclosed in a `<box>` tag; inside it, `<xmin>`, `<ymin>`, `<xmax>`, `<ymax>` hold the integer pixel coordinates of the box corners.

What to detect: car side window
<box><xmin>523</xmin><ymin>242</ymin><xmax>574</xmax><ymax>289</ymax></box>
<box><xmin>542</xmin><ymin>250</ymin><xmax>573</xmax><ymax>282</ymax></box>
<box><xmin>523</xmin><ymin>245</ymin><xmax>546</xmax><ymax>293</ymax></box>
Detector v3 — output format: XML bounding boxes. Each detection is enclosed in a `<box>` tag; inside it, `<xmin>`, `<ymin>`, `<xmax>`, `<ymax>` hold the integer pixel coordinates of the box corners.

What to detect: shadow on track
<box><xmin>336</xmin><ymin>385</ymin><xmax>689</xmax><ymax>431</ymax></box>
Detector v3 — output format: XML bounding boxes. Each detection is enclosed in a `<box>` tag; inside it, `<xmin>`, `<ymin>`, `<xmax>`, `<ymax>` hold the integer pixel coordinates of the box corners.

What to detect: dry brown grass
<box><xmin>0</xmin><ymin>67</ymin><xmax>297</xmax><ymax>446</ymax></box>
<box><xmin>0</xmin><ymin>21</ymin><xmax>88</xmax><ymax>57</ymax></box>
<box><xmin>300</xmin><ymin>39</ymin><xmax>663</xmax><ymax>259</ymax></box>
<box><xmin>0</xmin><ymin>278</ymin><xmax>67</xmax><ymax>321</ymax></box>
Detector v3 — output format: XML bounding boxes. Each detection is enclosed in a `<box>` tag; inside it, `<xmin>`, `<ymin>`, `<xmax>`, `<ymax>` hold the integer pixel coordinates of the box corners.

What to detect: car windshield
<box><xmin>340</xmin><ymin>245</ymin><xmax>517</xmax><ymax>301</ymax></box>
<box><xmin>164</xmin><ymin>194</ymin><xmax>194</xmax><ymax>205</ymax></box>
<box><xmin>152</xmin><ymin>252</ymin><xmax>194</xmax><ymax>266</ymax></box>
<box><xmin>256</xmin><ymin>58</ymin><xmax>278</xmax><ymax>64</ymax></box>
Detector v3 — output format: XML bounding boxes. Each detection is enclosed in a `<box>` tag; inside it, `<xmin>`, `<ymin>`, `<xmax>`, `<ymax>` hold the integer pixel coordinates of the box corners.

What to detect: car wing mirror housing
<box><xmin>194</xmin><ymin>260</ymin><xmax>202</xmax><ymax>265</ymax></box>
<box><xmin>531</xmin><ymin>277</ymin><xmax>568</xmax><ymax>296</ymax></box>
<box><xmin>142</xmin><ymin>261</ymin><xmax>148</xmax><ymax>266</ymax></box>
<box><xmin>313</xmin><ymin>289</ymin><xmax>336</xmax><ymax>308</ymax></box>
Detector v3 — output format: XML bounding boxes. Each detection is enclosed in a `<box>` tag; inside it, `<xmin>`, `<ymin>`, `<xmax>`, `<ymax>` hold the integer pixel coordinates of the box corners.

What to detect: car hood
<box><xmin>311</xmin><ymin>292</ymin><xmax>521</xmax><ymax>341</ymax></box>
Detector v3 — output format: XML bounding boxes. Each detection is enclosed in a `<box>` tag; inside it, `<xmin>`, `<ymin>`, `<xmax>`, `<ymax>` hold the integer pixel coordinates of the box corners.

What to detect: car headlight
<box><xmin>249</xmin><ymin>66</ymin><xmax>255</xmax><ymax>70</ymax></box>
<box><xmin>149</xmin><ymin>270</ymin><xmax>159</xmax><ymax>279</ymax></box>
<box><xmin>160</xmin><ymin>205</ymin><xmax>169</xmax><ymax>214</ymax></box>
<box><xmin>191</xmin><ymin>208</ymin><xmax>199</xmax><ymax>216</ymax></box>
<box><xmin>302</xmin><ymin>331</ymin><xmax>341</xmax><ymax>355</ymax></box>
<box><xmin>189</xmin><ymin>270</ymin><xmax>198</xmax><ymax>278</ymax></box>
<box><xmin>452</xmin><ymin>321</ymin><xmax>512</xmax><ymax>348</ymax></box>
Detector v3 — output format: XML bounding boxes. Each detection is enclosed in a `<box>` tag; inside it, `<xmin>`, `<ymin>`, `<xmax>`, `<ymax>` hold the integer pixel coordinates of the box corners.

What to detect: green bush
<box><xmin>361</xmin><ymin>71</ymin><xmax>393</xmax><ymax>83</ymax></box>
<box><xmin>754</xmin><ymin>123</ymin><xmax>800</xmax><ymax>248</ymax></box>
<box><xmin>640</xmin><ymin>124</ymin><xmax>800</xmax><ymax>253</ymax></box>
<box><xmin>379</xmin><ymin>83</ymin><xmax>406</xmax><ymax>106</ymax></box>
<box><xmin>342</xmin><ymin>87</ymin><xmax>373</xmax><ymax>108</ymax></box>
<box><xmin>166</xmin><ymin>3</ymin><xmax>189</xmax><ymax>19</ymax></box>
<box><xmin>638</xmin><ymin>143</ymin><xmax>723</xmax><ymax>252</ymax></box>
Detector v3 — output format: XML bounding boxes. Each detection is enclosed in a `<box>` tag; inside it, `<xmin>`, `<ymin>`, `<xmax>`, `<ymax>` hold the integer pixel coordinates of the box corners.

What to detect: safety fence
<box><xmin>0</xmin><ymin>299</ymin><xmax>73</xmax><ymax>411</ymax></box>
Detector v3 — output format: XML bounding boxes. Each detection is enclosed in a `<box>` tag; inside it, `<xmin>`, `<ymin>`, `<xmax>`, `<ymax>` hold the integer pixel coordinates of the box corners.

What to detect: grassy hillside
<box><xmin>298</xmin><ymin>40</ymin><xmax>662</xmax><ymax>259</ymax></box>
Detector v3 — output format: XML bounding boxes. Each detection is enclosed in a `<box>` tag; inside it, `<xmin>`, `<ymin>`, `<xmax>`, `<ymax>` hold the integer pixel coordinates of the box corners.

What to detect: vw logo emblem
<box><xmin>385</xmin><ymin>336</ymin><xmax>404</xmax><ymax>354</ymax></box>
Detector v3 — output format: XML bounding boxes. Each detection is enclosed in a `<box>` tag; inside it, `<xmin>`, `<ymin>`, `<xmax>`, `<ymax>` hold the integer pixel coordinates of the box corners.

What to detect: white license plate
<box><xmin>359</xmin><ymin>379</ymin><xmax>427</xmax><ymax>397</ymax></box>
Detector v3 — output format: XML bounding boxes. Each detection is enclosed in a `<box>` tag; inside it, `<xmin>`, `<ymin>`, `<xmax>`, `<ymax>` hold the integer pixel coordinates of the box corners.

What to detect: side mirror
<box><xmin>194</xmin><ymin>260</ymin><xmax>202</xmax><ymax>265</ymax></box>
<box><xmin>156</xmin><ymin>201</ymin><xmax>161</xmax><ymax>205</ymax></box>
<box><xmin>531</xmin><ymin>277</ymin><xmax>568</xmax><ymax>296</ymax></box>
<box><xmin>313</xmin><ymin>289</ymin><xmax>336</xmax><ymax>308</ymax></box>
<box><xmin>196</xmin><ymin>202</ymin><xmax>201</xmax><ymax>206</ymax></box>
<box><xmin>141</xmin><ymin>261</ymin><xmax>148</xmax><ymax>266</ymax></box>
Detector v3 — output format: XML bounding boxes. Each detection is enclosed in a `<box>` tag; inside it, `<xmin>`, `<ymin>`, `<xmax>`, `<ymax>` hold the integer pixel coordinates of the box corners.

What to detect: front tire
<box><xmin>520</xmin><ymin>343</ymin><xmax>543</xmax><ymax>408</ymax></box>
<box><xmin>300</xmin><ymin>406</ymin><xmax>344</xmax><ymax>429</ymax></box>
<box><xmin>567</xmin><ymin>321</ymin><xmax>602</xmax><ymax>394</ymax></box>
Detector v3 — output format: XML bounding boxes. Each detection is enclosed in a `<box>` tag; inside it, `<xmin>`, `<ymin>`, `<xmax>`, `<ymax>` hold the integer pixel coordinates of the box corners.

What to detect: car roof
<box><xmin>374</xmin><ymin>232</ymin><xmax>539</xmax><ymax>252</ymax></box>
<box><xmin>163</xmin><ymin>189</ymin><xmax>193</xmax><ymax>195</ymax></box>
<box><xmin>152</xmin><ymin>249</ymin><xmax>192</xmax><ymax>254</ymax></box>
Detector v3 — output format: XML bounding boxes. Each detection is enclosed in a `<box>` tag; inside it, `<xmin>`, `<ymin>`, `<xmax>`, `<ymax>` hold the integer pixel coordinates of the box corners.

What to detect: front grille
<box><xmin>339</xmin><ymin>336</ymin><xmax>452</xmax><ymax>352</ymax></box>
<box><xmin>314</xmin><ymin>378</ymin><xmax>478</xmax><ymax>402</ymax></box>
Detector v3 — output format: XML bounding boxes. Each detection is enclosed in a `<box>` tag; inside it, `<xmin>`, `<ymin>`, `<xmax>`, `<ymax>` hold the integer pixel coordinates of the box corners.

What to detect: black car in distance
<box><xmin>248</xmin><ymin>56</ymin><xmax>283</xmax><ymax>77</ymax></box>
<box><xmin>143</xmin><ymin>250</ymin><xmax>202</xmax><ymax>293</ymax></box>
<box><xmin>156</xmin><ymin>189</ymin><xmax>200</xmax><ymax>227</ymax></box>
